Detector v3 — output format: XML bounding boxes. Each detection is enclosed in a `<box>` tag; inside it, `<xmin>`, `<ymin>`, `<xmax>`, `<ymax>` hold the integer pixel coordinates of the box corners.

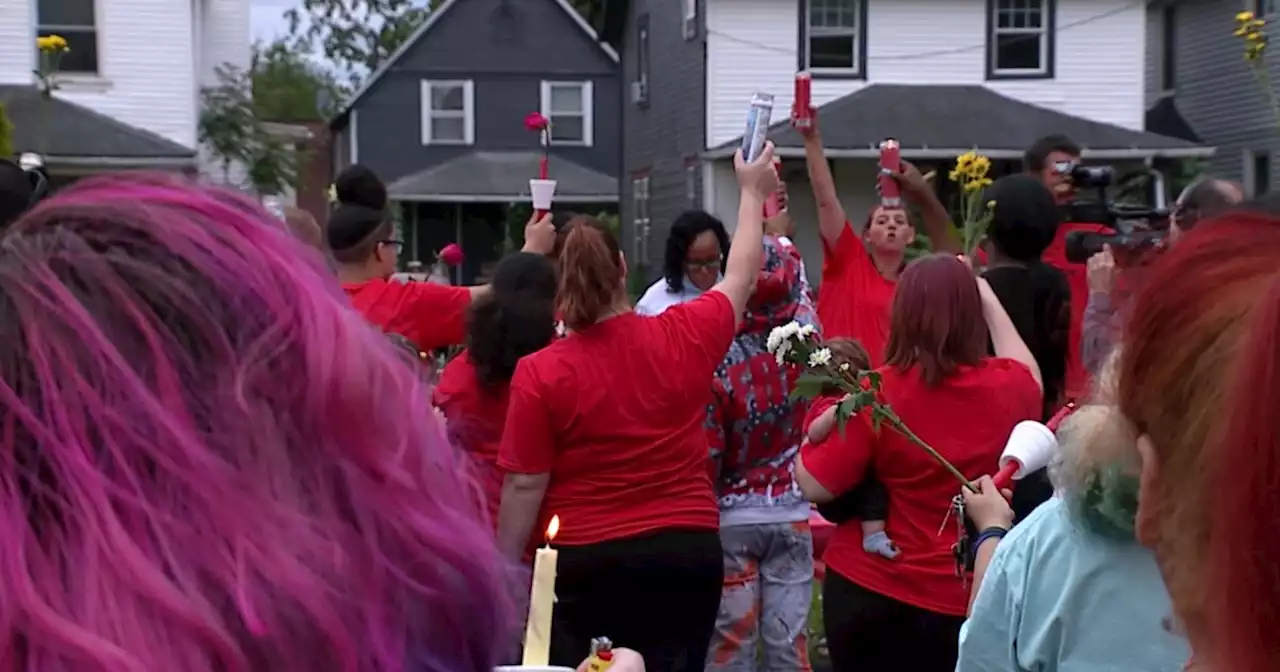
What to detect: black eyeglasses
<box><xmin>685</xmin><ymin>259</ymin><xmax>722</xmax><ymax>272</ymax></box>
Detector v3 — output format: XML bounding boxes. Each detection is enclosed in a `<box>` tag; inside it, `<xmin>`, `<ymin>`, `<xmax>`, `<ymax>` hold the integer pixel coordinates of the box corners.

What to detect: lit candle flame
<box><xmin>545</xmin><ymin>515</ymin><xmax>560</xmax><ymax>543</ymax></box>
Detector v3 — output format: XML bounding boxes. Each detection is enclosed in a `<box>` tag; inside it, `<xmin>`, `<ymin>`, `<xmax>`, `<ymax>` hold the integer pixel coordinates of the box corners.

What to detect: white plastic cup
<box><xmin>529</xmin><ymin>179</ymin><xmax>558</xmax><ymax>210</ymax></box>
<box><xmin>494</xmin><ymin>667</ymin><xmax>575</xmax><ymax>671</ymax></box>
<box><xmin>999</xmin><ymin>420</ymin><xmax>1058</xmax><ymax>479</ymax></box>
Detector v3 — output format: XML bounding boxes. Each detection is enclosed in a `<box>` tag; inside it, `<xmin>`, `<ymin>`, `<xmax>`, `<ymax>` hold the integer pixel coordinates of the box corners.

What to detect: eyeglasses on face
<box><xmin>685</xmin><ymin>259</ymin><xmax>722</xmax><ymax>272</ymax></box>
<box><xmin>380</xmin><ymin>239</ymin><xmax>404</xmax><ymax>251</ymax></box>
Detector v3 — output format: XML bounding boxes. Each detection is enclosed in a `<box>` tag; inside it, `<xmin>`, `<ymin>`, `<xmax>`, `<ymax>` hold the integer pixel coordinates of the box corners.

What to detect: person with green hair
<box><xmin>955</xmin><ymin>353</ymin><xmax>1191</xmax><ymax>671</ymax></box>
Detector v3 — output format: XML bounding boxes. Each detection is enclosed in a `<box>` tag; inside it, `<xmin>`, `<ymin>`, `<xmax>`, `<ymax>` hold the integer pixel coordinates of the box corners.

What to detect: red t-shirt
<box><xmin>342</xmin><ymin>278</ymin><xmax>471</xmax><ymax>351</ymax></box>
<box><xmin>433</xmin><ymin>351</ymin><xmax>506</xmax><ymax>527</ymax></box>
<box><xmin>801</xmin><ymin>359</ymin><xmax>1041</xmax><ymax>616</ymax></box>
<box><xmin>1042</xmin><ymin>222</ymin><xmax>1110</xmax><ymax>400</ymax></box>
<box><xmin>817</xmin><ymin>225</ymin><xmax>897</xmax><ymax>365</ymax></box>
<box><xmin>498</xmin><ymin>291</ymin><xmax>736</xmax><ymax>547</ymax></box>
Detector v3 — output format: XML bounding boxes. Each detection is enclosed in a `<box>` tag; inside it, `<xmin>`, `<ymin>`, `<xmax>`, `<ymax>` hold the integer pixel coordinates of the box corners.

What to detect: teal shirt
<box><xmin>956</xmin><ymin>497</ymin><xmax>1191</xmax><ymax>672</ymax></box>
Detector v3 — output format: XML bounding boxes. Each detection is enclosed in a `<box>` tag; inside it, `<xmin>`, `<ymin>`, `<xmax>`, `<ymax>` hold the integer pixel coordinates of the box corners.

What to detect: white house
<box><xmin>0</xmin><ymin>0</ymin><xmax>250</xmax><ymax>181</ymax></box>
<box><xmin>603</xmin><ymin>0</ymin><xmax>1212</xmax><ymax>277</ymax></box>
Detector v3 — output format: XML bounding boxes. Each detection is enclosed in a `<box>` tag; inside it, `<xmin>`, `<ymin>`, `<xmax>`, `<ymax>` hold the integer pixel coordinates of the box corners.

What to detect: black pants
<box><xmin>822</xmin><ymin>570</ymin><xmax>963</xmax><ymax>672</ymax></box>
<box><xmin>549</xmin><ymin>528</ymin><xmax>722</xmax><ymax>672</ymax></box>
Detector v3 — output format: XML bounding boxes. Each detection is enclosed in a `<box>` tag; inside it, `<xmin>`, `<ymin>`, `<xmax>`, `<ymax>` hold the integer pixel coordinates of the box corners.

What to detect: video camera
<box><xmin>0</xmin><ymin>153</ymin><xmax>52</xmax><ymax>229</ymax></box>
<box><xmin>1060</xmin><ymin>164</ymin><xmax>1170</xmax><ymax>263</ymax></box>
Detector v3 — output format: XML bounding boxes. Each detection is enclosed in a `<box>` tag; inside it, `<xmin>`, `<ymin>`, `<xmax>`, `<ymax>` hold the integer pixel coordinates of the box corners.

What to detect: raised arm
<box><xmin>466</xmin><ymin>212</ymin><xmax>558</xmax><ymax>301</ymax></box>
<box><xmin>710</xmin><ymin>143</ymin><xmax>779</xmax><ymax>327</ymax></box>
<box><xmin>978</xmin><ymin>277</ymin><xmax>1044</xmax><ymax>393</ymax></box>
<box><xmin>892</xmin><ymin>160</ymin><xmax>960</xmax><ymax>255</ymax></box>
<box><xmin>799</xmin><ymin>122</ymin><xmax>849</xmax><ymax>248</ymax></box>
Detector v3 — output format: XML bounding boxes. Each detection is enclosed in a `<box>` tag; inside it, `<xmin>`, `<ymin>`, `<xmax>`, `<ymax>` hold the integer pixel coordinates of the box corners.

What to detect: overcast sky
<box><xmin>250</xmin><ymin>0</ymin><xmax>296</xmax><ymax>43</ymax></box>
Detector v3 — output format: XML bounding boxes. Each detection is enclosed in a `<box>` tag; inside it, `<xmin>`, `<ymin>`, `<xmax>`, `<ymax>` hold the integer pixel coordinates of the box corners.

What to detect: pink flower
<box><xmin>439</xmin><ymin>243</ymin><xmax>464</xmax><ymax>267</ymax></box>
<box><xmin>524</xmin><ymin>112</ymin><xmax>549</xmax><ymax>132</ymax></box>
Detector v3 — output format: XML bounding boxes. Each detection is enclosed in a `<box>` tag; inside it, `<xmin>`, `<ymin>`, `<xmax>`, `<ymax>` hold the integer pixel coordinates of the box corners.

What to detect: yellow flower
<box><xmin>963</xmin><ymin>177</ymin><xmax>993</xmax><ymax>193</ymax></box>
<box><xmin>968</xmin><ymin>155</ymin><xmax>991</xmax><ymax>179</ymax></box>
<box><xmin>37</xmin><ymin>34</ymin><xmax>69</xmax><ymax>53</ymax></box>
<box><xmin>1238</xmin><ymin>11</ymin><xmax>1256</xmax><ymax>23</ymax></box>
<box><xmin>986</xmin><ymin>200</ymin><xmax>997</xmax><ymax>210</ymax></box>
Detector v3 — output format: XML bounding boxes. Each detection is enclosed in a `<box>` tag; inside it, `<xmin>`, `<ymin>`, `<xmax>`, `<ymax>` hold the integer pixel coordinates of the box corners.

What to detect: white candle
<box><xmin>522</xmin><ymin>515</ymin><xmax>560</xmax><ymax>666</ymax></box>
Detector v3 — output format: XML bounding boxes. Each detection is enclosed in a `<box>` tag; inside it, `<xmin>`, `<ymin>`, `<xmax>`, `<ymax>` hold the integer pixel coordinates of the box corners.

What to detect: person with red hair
<box><xmin>795</xmin><ymin>254</ymin><xmax>1042</xmax><ymax>671</ymax></box>
<box><xmin>1116</xmin><ymin>209</ymin><xmax>1280</xmax><ymax>672</ymax></box>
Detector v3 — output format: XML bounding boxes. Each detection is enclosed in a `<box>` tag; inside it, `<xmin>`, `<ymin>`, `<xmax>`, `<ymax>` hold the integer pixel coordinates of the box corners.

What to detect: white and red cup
<box><xmin>494</xmin><ymin>667</ymin><xmax>575</xmax><ymax>671</ymax></box>
<box><xmin>992</xmin><ymin>420</ymin><xmax>1058</xmax><ymax>493</ymax></box>
<box><xmin>530</xmin><ymin>179</ymin><xmax>558</xmax><ymax>213</ymax></box>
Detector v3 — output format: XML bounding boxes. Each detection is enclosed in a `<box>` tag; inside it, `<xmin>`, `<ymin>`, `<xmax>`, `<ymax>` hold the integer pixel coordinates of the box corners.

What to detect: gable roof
<box><xmin>331</xmin><ymin>0</ymin><xmax>618</xmax><ymax>125</ymax></box>
<box><xmin>707</xmin><ymin>84</ymin><xmax>1213</xmax><ymax>160</ymax></box>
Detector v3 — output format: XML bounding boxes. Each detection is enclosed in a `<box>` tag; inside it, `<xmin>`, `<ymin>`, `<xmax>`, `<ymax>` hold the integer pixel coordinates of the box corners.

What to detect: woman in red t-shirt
<box><xmin>434</xmin><ymin>252</ymin><xmax>558</xmax><ymax>528</ymax></box>
<box><xmin>496</xmin><ymin>145</ymin><xmax>780</xmax><ymax>670</ymax></box>
<box><xmin>796</xmin><ymin>254</ymin><xmax>1043</xmax><ymax>672</ymax></box>
<box><xmin>795</xmin><ymin>114</ymin><xmax>959</xmax><ymax>364</ymax></box>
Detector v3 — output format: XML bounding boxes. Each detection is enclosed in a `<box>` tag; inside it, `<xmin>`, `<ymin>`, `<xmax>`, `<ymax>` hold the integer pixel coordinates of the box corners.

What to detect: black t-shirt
<box><xmin>982</xmin><ymin>262</ymin><xmax>1071</xmax><ymax>523</ymax></box>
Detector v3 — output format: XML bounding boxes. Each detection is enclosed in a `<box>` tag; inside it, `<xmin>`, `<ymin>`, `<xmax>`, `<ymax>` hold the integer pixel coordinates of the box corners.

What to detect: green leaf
<box><xmin>834</xmin><ymin>395</ymin><xmax>859</xmax><ymax>438</ymax></box>
<box><xmin>790</xmin><ymin>372</ymin><xmax>834</xmax><ymax>401</ymax></box>
<box><xmin>861</xmin><ymin>370</ymin><xmax>883</xmax><ymax>391</ymax></box>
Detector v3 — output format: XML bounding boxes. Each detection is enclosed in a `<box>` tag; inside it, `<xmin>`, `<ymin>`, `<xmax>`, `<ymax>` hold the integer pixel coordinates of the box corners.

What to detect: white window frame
<box><xmin>420</xmin><ymin>80</ymin><xmax>474</xmax><ymax>146</ymax></box>
<box><xmin>989</xmin><ymin>0</ymin><xmax>1050</xmax><ymax>77</ymax></box>
<box><xmin>683</xmin><ymin>0</ymin><xmax>698</xmax><ymax>40</ymax></box>
<box><xmin>36</xmin><ymin>0</ymin><xmax>100</xmax><ymax>76</ymax></box>
<box><xmin>1254</xmin><ymin>0</ymin><xmax>1276</xmax><ymax>17</ymax></box>
<box><xmin>632</xmin><ymin>176</ymin><xmax>651</xmax><ymax>264</ymax></box>
<box><xmin>803</xmin><ymin>0</ymin><xmax>864</xmax><ymax>76</ymax></box>
<box><xmin>540</xmin><ymin>81</ymin><xmax>594</xmax><ymax>147</ymax></box>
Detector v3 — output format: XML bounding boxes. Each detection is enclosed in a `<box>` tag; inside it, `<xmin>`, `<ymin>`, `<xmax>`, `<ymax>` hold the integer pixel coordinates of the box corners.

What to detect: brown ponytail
<box><xmin>557</xmin><ymin>216</ymin><xmax>624</xmax><ymax>332</ymax></box>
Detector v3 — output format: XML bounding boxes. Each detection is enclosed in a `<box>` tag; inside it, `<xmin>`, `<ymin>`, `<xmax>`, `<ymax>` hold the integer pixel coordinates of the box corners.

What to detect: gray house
<box><xmin>1147</xmin><ymin>0</ymin><xmax>1276</xmax><ymax>197</ymax></box>
<box><xmin>329</xmin><ymin>0</ymin><xmax>621</xmax><ymax>282</ymax></box>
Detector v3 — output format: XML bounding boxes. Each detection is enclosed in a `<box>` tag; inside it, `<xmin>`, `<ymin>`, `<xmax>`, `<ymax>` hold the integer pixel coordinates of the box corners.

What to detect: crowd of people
<box><xmin>0</xmin><ymin>97</ymin><xmax>1275</xmax><ymax>672</ymax></box>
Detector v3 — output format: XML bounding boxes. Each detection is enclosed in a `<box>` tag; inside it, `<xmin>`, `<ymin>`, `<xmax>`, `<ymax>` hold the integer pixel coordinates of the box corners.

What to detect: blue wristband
<box><xmin>975</xmin><ymin>526</ymin><xmax>1009</xmax><ymax>550</ymax></box>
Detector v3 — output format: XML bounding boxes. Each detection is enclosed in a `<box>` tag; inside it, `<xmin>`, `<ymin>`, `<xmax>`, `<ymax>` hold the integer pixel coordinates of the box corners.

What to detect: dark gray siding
<box><xmin>344</xmin><ymin>0</ymin><xmax>620</xmax><ymax>185</ymax></box>
<box><xmin>620</xmin><ymin>0</ymin><xmax>707</xmax><ymax>278</ymax></box>
<box><xmin>1165</xmin><ymin>0</ymin><xmax>1277</xmax><ymax>191</ymax></box>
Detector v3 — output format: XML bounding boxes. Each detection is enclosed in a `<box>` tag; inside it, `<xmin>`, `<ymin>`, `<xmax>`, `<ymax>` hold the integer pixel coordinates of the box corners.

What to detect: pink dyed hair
<box><xmin>0</xmin><ymin>174</ymin><xmax>514</xmax><ymax>671</ymax></box>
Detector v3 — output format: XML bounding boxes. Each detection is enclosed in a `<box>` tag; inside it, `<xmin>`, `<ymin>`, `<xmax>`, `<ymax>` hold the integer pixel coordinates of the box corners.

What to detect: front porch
<box><xmin>0</xmin><ymin>85</ymin><xmax>197</xmax><ymax>186</ymax></box>
<box><xmin>388</xmin><ymin>151</ymin><xmax>619</xmax><ymax>284</ymax></box>
<box><xmin>703</xmin><ymin>83</ymin><xmax>1215</xmax><ymax>278</ymax></box>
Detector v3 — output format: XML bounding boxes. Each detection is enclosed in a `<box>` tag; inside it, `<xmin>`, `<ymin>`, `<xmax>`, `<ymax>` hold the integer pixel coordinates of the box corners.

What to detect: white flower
<box><xmin>840</xmin><ymin>362</ymin><xmax>851</xmax><ymax>372</ymax></box>
<box><xmin>798</xmin><ymin>324</ymin><xmax>817</xmax><ymax>340</ymax></box>
<box><xmin>767</xmin><ymin>322</ymin><xmax>800</xmax><ymax>354</ymax></box>
<box><xmin>808</xmin><ymin>347</ymin><xmax>833</xmax><ymax>368</ymax></box>
<box><xmin>773</xmin><ymin>340</ymin><xmax>792</xmax><ymax>365</ymax></box>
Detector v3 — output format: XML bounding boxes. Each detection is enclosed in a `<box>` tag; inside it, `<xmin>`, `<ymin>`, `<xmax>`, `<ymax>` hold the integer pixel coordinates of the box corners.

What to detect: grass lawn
<box><xmin>808</xmin><ymin>579</ymin><xmax>830</xmax><ymax>670</ymax></box>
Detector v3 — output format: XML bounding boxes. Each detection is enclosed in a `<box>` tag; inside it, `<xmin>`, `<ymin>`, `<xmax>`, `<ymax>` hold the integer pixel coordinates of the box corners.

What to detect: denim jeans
<box><xmin>707</xmin><ymin>520</ymin><xmax>814</xmax><ymax>671</ymax></box>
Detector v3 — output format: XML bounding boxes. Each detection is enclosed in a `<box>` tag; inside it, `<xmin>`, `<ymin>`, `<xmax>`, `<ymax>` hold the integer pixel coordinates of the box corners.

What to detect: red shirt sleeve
<box><xmin>386</xmin><ymin>282</ymin><xmax>472</xmax><ymax>351</ymax></box>
<box><xmin>497</xmin><ymin>359</ymin><xmax>557</xmax><ymax>474</ymax></box>
<box><xmin>656</xmin><ymin>290</ymin><xmax>736</xmax><ymax>384</ymax></box>
<box><xmin>800</xmin><ymin>412</ymin><xmax>875</xmax><ymax>496</ymax></box>
<box><xmin>990</xmin><ymin>358</ymin><xmax>1044</xmax><ymax>421</ymax></box>
<box><xmin>820</xmin><ymin>222</ymin><xmax>868</xmax><ymax>277</ymax></box>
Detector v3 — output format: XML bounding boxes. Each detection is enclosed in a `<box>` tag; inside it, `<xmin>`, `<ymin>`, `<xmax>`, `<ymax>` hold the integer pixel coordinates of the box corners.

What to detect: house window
<box><xmin>1248</xmin><ymin>149</ymin><xmax>1271</xmax><ymax>196</ymax></box>
<box><xmin>634</xmin><ymin>14</ymin><xmax>650</xmax><ymax>105</ymax></box>
<box><xmin>632</xmin><ymin>175</ymin><xmax>651</xmax><ymax>263</ymax></box>
<box><xmin>1253</xmin><ymin>0</ymin><xmax>1276</xmax><ymax>17</ymax></box>
<box><xmin>1160</xmin><ymin>4</ymin><xmax>1176</xmax><ymax>91</ymax></box>
<box><xmin>36</xmin><ymin>0</ymin><xmax>99</xmax><ymax>74</ymax></box>
<box><xmin>683</xmin><ymin>0</ymin><xmax>698</xmax><ymax>40</ymax></box>
<box><xmin>420</xmin><ymin>80</ymin><xmax>474</xmax><ymax>145</ymax></box>
<box><xmin>987</xmin><ymin>0</ymin><xmax>1055</xmax><ymax>79</ymax></box>
<box><xmin>541</xmin><ymin>81</ymin><xmax>593</xmax><ymax>146</ymax></box>
<box><xmin>800</xmin><ymin>0</ymin><xmax>866</xmax><ymax>76</ymax></box>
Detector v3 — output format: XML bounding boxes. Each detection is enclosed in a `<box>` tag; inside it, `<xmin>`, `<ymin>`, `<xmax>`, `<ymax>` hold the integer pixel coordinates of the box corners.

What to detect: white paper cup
<box><xmin>494</xmin><ymin>667</ymin><xmax>575</xmax><ymax>671</ymax></box>
<box><xmin>529</xmin><ymin>179</ymin><xmax>558</xmax><ymax>210</ymax></box>
<box><xmin>999</xmin><ymin>420</ymin><xmax>1057</xmax><ymax>479</ymax></box>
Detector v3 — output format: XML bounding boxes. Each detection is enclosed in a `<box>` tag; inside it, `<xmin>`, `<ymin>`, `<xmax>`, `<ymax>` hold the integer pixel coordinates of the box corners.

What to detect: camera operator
<box><xmin>1025</xmin><ymin>134</ymin><xmax>1111</xmax><ymax>403</ymax></box>
<box><xmin>1079</xmin><ymin>176</ymin><xmax>1243</xmax><ymax>375</ymax></box>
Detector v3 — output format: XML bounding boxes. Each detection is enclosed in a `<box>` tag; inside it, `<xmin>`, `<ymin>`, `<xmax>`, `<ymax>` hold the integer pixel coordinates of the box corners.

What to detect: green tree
<box><xmin>0</xmin><ymin>104</ymin><xmax>13</xmax><ymax>160</ymax></box>
<box><xmin>198</xmin><ymin>63</ymin><xmax>299</xmax><ymax>195</ymax></box>
<box><xmin>251</xmin><ymin>39</ymin><xmax>344</xmax><ymax>121</ymax></box>
<box><xmin>285</xmin><ymin>0</ymin><xmax>604</xmax><ymax>91</ymax></box>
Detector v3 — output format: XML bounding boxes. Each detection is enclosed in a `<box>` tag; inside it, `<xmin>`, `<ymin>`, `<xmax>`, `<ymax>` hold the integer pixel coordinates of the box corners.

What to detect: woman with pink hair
<box><xmin>0</xmin><ymin>174</ymin><xmax>539</xmax><ymax>671</ymax></box>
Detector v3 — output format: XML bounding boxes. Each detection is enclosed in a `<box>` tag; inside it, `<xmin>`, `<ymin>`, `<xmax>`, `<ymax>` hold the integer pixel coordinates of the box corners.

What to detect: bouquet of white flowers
<box><xmin>767</xmin><ymin>321</ymin><xmax>975</xmax><ymax>491</ymax></box>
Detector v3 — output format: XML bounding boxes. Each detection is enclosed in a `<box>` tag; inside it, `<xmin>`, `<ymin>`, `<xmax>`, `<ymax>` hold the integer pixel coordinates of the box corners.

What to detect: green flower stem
<box><xmin>1253</xmin><ymin>63</ymin><xmax>1280</xmax><ymax>129</ymax></box>
<box><xmin>885</xmin><ymin>416</ymin><xmax>978</xmax><ymax>493</ymax></box>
